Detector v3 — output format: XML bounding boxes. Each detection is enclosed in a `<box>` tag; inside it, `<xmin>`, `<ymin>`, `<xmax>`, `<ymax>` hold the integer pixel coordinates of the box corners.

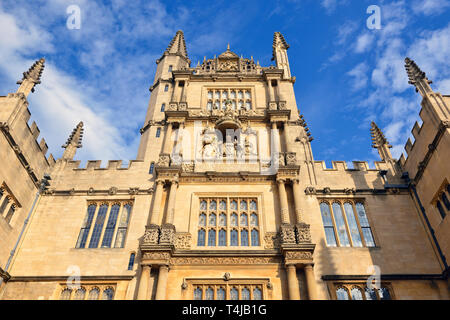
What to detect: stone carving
<box><xmin>178</xmin><ymin>102</ymin><xmax>187</xmax><ymax>111</ymax></box>
<box><xmin>264</xmin><ymin>232</ymin><xmax>281</xmax><ymax>249</ymax></box>
<box><xmin>223</xmin><ymin>272</ymin><xmax>231</xmax><ymax>281</ymax></box>
<box><xmin>285</xmin><ymin>152</ymin><xmax>297</xmax><ymax>166</ymax></box>
<box><xmin>69</xmin><ymin>188</ymin><xmax>76</xmax><ymax>195</ymax></box>
<box><xmin>295</xmin><ymin>223</ymin><xmax>312</xmax><ymax>244</ymax></box>
<box><xmin>128</xmin><ymin>187</ymin><xmax>139</xmax><ymax>195</ymax></box>
<box><xmin>200</xmin><ymin>127</ymin><xmax>219</xmax><ymax>160</ymax></box>
<box><xmin>305</xmin><ymin>186</ymin><xmax>316</xmax><ymax>195</ymax></box>
<box><xmin>159</xmin><ymin>224</ymin><xmax>176</xmax><ymax>244</ymax></box>
<box><xmin>278</xmin><ymin>101</ymin><xmax>287</xmax><ymax>110</ymax></box>
<box><xmin>181</xmin><ymin>279</ymin><xmax>188</xmax><ymax>290</ymax></box>
<box><xmin>174</xmin><ymin>233</ymin><xmax>192</xmax><ymax>249</ymax></box>
<box><xmin>143</xmin><ymin>252</ymin><xmax>171</xmax><ymax>260</ymax></box>
<box><xmin>280</xmin><ymin>224</ymin><xmax>297</xmax><ymax>244</ymax></box>
<box><xmin>168</xmin><ymin>103</ymin><xmax>178</xmax><ymax>111</ymax></box>
<box><xmin>181</xmin><ymin>162</ymin><xmax>195</xmax><ymax>173</ymax></box>
<box><xmin>87</xmin><ymin>187</ymin><xmax>95</xmax><ymax>195</ymax></box>
<box><xmin>157</xmin><ymin>154</ymin><xmax>170</xmax><ymax>167</ymax></box>
<box><xmin>269</xmin><ymin>102</ymin><xmax>278</xmax><ymax>110</ymax></box>
<box><xmin>218</xmin><ymin>60</ymin><xmax>239</xmax><ymax>71</ymax></box>
<box><xmin>344</xmin><ymin>188</ymin><xmax>356</xmax><ymax>195</ymax></box>
<box><xmin>323</xmin><ymin>187</ymin><xmax>331</xmax><ymax>194</ymax></box>
<box><xmin>143</xmin><ymin>225</ymin><xmax>160</xmax><ymax>245</ymax></box>
<box><xmin>169</xmin><ymin>257</ymin><xmax>280</xmax><ymax>265</ymax></box>
<box><xmin>284</xmin><ymin>251</ymin><xmax>313</xmax><ymax>260</ymax></box>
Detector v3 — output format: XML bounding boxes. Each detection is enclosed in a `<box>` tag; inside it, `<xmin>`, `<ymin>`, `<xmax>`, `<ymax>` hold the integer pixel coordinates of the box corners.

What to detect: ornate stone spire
<box><xmin>165</xmin><ymin>30</ymin><xmax>189</xmax><ymax>60</ymax></box>
<box><xmin>16</xmin><ymin>58</ymin><xmax>45</xmax><ymax>97</ymax></box>
<box><xmin>405</xmin><ymin>57</ymin><xmax>433</xmax><ymax>96</ymax></box>
<box><xmin>61</xmin><ymin>121</ymin><xmax>84</xmax><ymax>160</ymax></box>
<box><xmin>272</xmin><ymin>32</ymin><xmax>289</xmax><ymax>61</ymax></box>
<box><xmin>371</xmin><ymin>121</ymin><xmax>393</xmax><ymax>161</ymax></box>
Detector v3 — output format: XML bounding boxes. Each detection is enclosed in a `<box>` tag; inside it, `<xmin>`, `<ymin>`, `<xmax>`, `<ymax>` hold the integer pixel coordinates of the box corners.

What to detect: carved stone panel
<box><xmin>264</xmin><ymin>232</ymin><xmax>280</xmax><ymax>250</ymax></box>
<box><xmin>174</xmin><ymin>233</ymin><xmax>192</xmax><ymax>249</ymax></box>
<box><xmin>142</xmin><ymin>225</ymin><xmax>160</xmax><ymax>245</ymax></box>
<box><xmin>159</xmin><ymin>224</ymin><xmax>176</xmax><ymax>245</ymax></box>
<box><xmin>295</xmin><ymin>223</ymin><xmax>312</xmax><ymax>244</ymax></box>
<box><xmin>280</xmin><ymin>224</ymin><xmax>296</xmax><ymax>245</ymax></box>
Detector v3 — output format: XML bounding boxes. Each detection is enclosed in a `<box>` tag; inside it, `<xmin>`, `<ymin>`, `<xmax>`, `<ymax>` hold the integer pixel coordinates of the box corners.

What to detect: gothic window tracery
<box><xmin>334</xmin><ymin>284</ymin><xmax>392</xmax><ymax>300</ymax></box>
<box><xmin>205</xmin><ymin>88</ymin><xmax>252</xmax><ymax>111</ymax></box>
<box><xmin>192</xmin><ymin>283</ymin><xmax>264</xmax><ymax>300</ymax></box>
<box><xmin>59</xmin><ymin>285</ymin><xmax>115</xmax><ymax>300</ymax></box>
<box><xmin>197</xmin><ymin>197</ymin><xmax>260</xmax><ymax>248</ymax></box>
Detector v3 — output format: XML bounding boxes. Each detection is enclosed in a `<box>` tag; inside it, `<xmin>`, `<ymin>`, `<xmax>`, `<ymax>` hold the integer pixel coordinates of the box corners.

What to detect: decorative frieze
<box><xmin>264</xmin><ymin>232</ymin><xmax>280</xmax><ymax>249</ymax></box>
<box><xmin>169</xmin><ymin>256</ymin><xmax>280</xmax><ymax>265</ymax></box>
<box><xmin>279</xmin><ymin>224</ymin><xmax>297</xmax><ymax>245</ymax></box>
<box><xmin>143</xmin><ymin>225</ymin><xmax>160</xmax><ymax>245</ymax></box>
<box><xmin>159</xmin><ymin>224</ymin><xmax>176</xmax><ymax>245</ymax></box>
<box><xmin>174</xmin><ymin>233</ymin><xmax>192</xmax><ymax>249</ymax></box>
<box><xmin>295</xmin><ymin>223</ymin><xmax>312</xmax><ymax>244</ymax></box>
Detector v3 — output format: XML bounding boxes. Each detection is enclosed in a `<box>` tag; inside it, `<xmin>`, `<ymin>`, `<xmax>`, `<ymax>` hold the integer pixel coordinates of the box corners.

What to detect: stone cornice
<box><xmin>8</xmin><ymin>275</ymin><xmax>134</xmax><ymax>282</ymax></box>
<box><xmin>42</xmin><ymin>187</ymin><xmax>154</xmax><ymax>196</ymax></box>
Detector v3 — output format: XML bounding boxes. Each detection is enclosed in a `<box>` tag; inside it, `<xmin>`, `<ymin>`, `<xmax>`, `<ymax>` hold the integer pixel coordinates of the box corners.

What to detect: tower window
<box><xmin>156</xmin><ymin>127</ymin><xmax>161</xmax><ymax>138</ymax></box>
<box><xmin>164</xmin><ymin>85</ymin><xmax>169</xmax><ymax>92</ymax></box>
<box><xmin>149</xmin><ymin>162</ymin><xmax>155</xmax><ymax>174</ymax></box>
<box><xmin>168</xmin><ymin>65</ymin><xmax>173</xmax><ymax>72</ymax></box>
<box><xmin>436</xmin><ymin>201</ymin><xmax>446</xmax><ymax>220</ymax></box>
<box><xmin>161</xmin><ymin>103</ymin><xmax>165</xmax><ymax>112</ymax></box>
<box><xmin>127</xmin><ymin>253</ymin><xmax>135</xmax><ymax>270</ymax></box>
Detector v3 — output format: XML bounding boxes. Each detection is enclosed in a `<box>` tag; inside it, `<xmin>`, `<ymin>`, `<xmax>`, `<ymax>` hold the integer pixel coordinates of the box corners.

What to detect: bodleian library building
<box><xmin>0</xmin><ymin>31</ymin><xmax>449</xmax><ymax>300</ymax></box>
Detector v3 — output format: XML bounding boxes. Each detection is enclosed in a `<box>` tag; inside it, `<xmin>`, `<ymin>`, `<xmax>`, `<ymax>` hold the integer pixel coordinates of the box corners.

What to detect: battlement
<box><xmin>66</xmin><ymin>159</ymin><xmax>145</xmax><ymax>171</ymax></box>
<box><xmin>313</xmin><ymin>160</ymin><xmax>386</xmax><ymax>172</ymax></box>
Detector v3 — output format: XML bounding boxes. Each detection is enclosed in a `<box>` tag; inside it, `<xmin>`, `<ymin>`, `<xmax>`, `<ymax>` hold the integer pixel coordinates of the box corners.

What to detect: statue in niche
<box><xmin>201</xmin><ymin>127</ymin><xmax>219</xmax><ymax>160</ymax></box>
<box><xmin>244</xmin><ymin>135</ymin><xmax>255</xmax><ymax>156</ymax></box>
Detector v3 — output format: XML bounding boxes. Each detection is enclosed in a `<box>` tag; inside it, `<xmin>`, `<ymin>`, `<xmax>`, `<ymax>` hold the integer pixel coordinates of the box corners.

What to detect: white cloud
<box><xmin>354</xmin><ymin>33</ymin><xmax>374</xmax><ymax>53</ymax></box>
<box><xmin>412</xmin><ymin>0</ymin><xmax>450</xmax><ymax>16</ymax></box>
<box><xmin>347</xmin><ymin>63</ymin><xmax>369</xmax><ymax>91</ymax></box>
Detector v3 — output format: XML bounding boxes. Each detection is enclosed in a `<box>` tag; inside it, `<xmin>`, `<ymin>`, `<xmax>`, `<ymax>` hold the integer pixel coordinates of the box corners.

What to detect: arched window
<box><xmin>219</xmin><ymin>229</ymin><xmax>226</xmax><ymax>246</ymax></box>
<box><xmin>332</xmin><ymin>202</ymin><xmax>350</xmax><ymax>246</ymax></box>
<box><xmin>320</xmin><ymin>203</ymin><xmax>337</xmax><ymax>247</ymax></box>
<box><xmin>230</xmin><ymin>200</ymin><xmax>238</xmax><ymax>211</ymax></box>
<box><xmin>205</xmin><ymin>287</ymin><xmax>214</xmax><ymax>300</ymax></box>
<box><xmin>230</xmin><ymin>229</ymin><xmax>238</xmax><ymax>246</ymax></box>
<box><xmin>156</xmin><ymin>127</ymin><xmax>161</xmax><ymax>138</ymax></box>
<box><xmin>102</xmin><ymin>287</ymin><xmax>114</xmax><ymax>300</ymax></box>
<box><xmin>442</xmin><ymin>192</ymin><xmax>450</xmax><ymax>210</ymax></box>
<box><xmin>74</xmin><ymin>287</ymin><xmax>86</xmax><ymax>300</ymax></box>
<box><xmin>241</xmin><ymin>229</ymin><xmax>249</xmax><ymax>246</ymax></box>
<box><xmin>378</xmin><ymin>287</ymin><xmax>391</xmax><ymax>300</ymax></box>
<box><xmin>241</xmin><ymin>287</ymin><xmax>250</xmax><ymax>300</ymax></box>
<box><xmin>210</xmin><ymin>200</ymin><xmax>217</xmax><ymax>211</ymax></box>
<box><xmin>209</xmin><ymin>213</ymin><xmax>216</xmax><ymax>226</ymax></box>
<box><xmin>251</xmin><ymin>229</ymin><xmax>259</xmax><ymax>246</ymax></box>
<box><xmin>76</xmin><ymin>204</ymin><xmax>97</xmax><ymax>249</ymax></box>
<box><xmin>365</xmin><ymin>287</ymin><xmax>377</xmax><ymax>300</ymax></box>
<box><xmin>240</xmin><ymin>200</ymin><xmax>247</xmax><ymax>210</ymax></box>
<box><xmin>253</xmin><ymin>287</ymin><xmax>262</xmax><ymax>300</ymax></box>
<box><xmin>208</xmin><ymin>229</ymin><xmax>216</xmax><ymax>246</ymax></box>
<box><xmin>230</xmin><ymin>214</ymin><xmax>238</xmax><ymax>227</ymax></box>
<box><xmin>114</xmin><ymin>203</ymin><xmax>132</xmax><ymax>248</ymax></box>
<box><xmin>101</xmin><ymin>204</ymin><xmax>120</xmax><ymax>248</ymax></box>
<box><xmin>336</xmin><ymin>287</ymin><xmax>349</xmax><ymax>300</ymax></box>
<box><xmin>437</xmin><ymin>201</ymin><xmax>446</xmax><ymax>219</ymax></box>
<box><xmin>89</xmin><ymin>204</ymin><xmax>108</xmax><ymax>248</ymax></box>
<box><xmin>219</xmin><ymin>213</ymin><xmax>226</xmax><ymax>226</ymax></box>
<box><xmin>60</xmin><ymin>288</ymin><xmax>72</xmax><ymax>300</ymax></box>
<box><xmin>88</xmin><ymin>287</ymin><xmax>100</xmax><ymax>300</ymax></box>
<box><xmin>161</xmin><ymin>103</ymin><xmax>165</xmax><ymax>112</ymax></box>
<box><xmin>217</xmin><ymin>287</ymin><xmax>226</xmax><ymax>300</ymax></box>
<box><xmin>5</xmin><ymin>205</ymin><xmax>15</xmax><ymax>224</ymax></box>
<box><xmin>194</xmin><ymin>287</ymin><xmax>202</xmax><ymax>300</ymax></box>
<box><xmin>351</xmin><ymin>287</ymin><xmax>363</xmax><ymax>300</ymax></box>
<box><xmin>127</xmin><ymin>253</ymin><xmax>135</xmax><ymax>270</ymax></box>
<box><xmin>240</xmin><ymin>214</ymin><xmax>248</xmax><ymax>226</ymax></box>
<box><xmin>250</xmin><ymin>200</ymin><xmax>257</xmax><ymax>211</ymax></box>
<box><xmin>197</xmin><ymin>229</ymin><xmax>206</xmax><ymax>246</ymax></box>
<box><xmin>250</xmin><ymin>213</ymin><xmax>258</xmax><ymax>226</ymax></box>
<box><xmin>230</xmin><ymin>287</ymin><xmax>239</xmax><ymax>300</ymax></box>
<box><xmin>344</xmin><ymin>202</ymin><xmax>363</xmax><ymax>247</ymax></box>
<box><xmin>168</xmin><ymin>65</ymin><xmax>172</xmax><ymax>72</ymax></box>
<box><xmin>355</xmin><ymin>203</ymin><xmax>375</xmax><ymax>247</ymax></box>
<box><xmin>149</xmin><ymin>162</ymin><xmax>155</xmax><ymax>174</ymax></box>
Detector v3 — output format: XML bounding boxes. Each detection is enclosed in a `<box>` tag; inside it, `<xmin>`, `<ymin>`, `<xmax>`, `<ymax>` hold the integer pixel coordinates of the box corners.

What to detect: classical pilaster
<box><xmin>304</xmin><ymin>264</ymin><xmax>318</xmax><ymax>300</ymax></box>
<box><xmin>137</xmin><ymin>265</ymin><xmax>151</xmax><ymax>300</ymax></box>
<box><xmin>292</xmin><ymin>178</ymin><xmax>302</xmax><ymax>223</ymax></box>
<box><xmin>277</xmin><ymin>179</ymin><xmax>289</xmax><ymax>224</ymax></box>
<box><xmin>286</xmin><ymin>264</ymin><xmax>300</xmax><ymax>300</ymax></box>
<box><xmin>155</xmin><ymin>265</ymin><xmax>169</xmax><ymax>300</ymax></box>
<box><xmin>165</xmin><ymin>179</ymin><xmax>178</xmax><ymax>225</ymax></box>
<box><xmin>162</xmin><ymin>122</ymin><xmax>174</xmax><ymax>154</ymax></box>
<box><xmin>148</xmin><ymin>180</ymin><xmax>164</xmax><ymax>226</ymax></box>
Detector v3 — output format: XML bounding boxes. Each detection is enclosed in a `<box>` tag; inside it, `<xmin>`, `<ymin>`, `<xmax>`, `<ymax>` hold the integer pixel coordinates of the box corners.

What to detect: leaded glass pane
<box><xmin>219</xmin><ymin>200</ymin><xmax>227</xmax><ymax>211</ymax></box>
<box><xmin>194</xmin><ymin>288</ymin><xmax>202</xmax><ymax>300</ymax></box>
<box><xmin>238</xmin><ymin>91</ymin><xmax>243</xmax><ymax>99</ymax></box>
<box><xmin>199</xmin><ymin>214</ymin><xmax>206</xmax><ymax>226</ymax></box>
<box><xmin>241</xmin><ymin>229</ymin><xmax>249</xmax><ymax>246</ymax></box>
<box><xmin>324</xmin><ymin>228</ymin><xmax>337</xmax><ymax>247</ymax></box>
<box><xmin>210</xmin><ymin>200</ymin><xmax>217</xmax><ymax>211</ymax></box>
<box><xmin>219</xmin><ymin>229</ymin><xmax>227</xmax><ymax>246</ymax></box>
<box><xmin>351</xmin><ymin>288</ymin><xmax>363</xmax><ymax>300</ymax></box>
<box><xmin>242</xmin><ymin>288</ymin><xmax>250</xmax><ymax>300</ymax></box>
<box><xmin>208</xmin><ymin>91</ymin><xmax>213</xmax><ymax>99</ymax></box>
<box><xmin>231</xmin><ymin>230</ymin><xmax>238</xmax><ymax>246</ymax></box>
<box><xmin>231</xmin><ymin>214</ymin><xmax>238</xmax><ymax>226</ymax></box>
<box><xmin>362</xmin><ymin>228</ymin><xmax>376</xmax><ymax>247</ymax></box>
<box><xmin>240</xmin><ymin>200</ymin><xmax>247</xmax><ymax>210</ymax></box>
<box><xmin>230</xmin><ymin>91</ymin><xmax>236</xmax><ymax>99</ymax></box>
<box><xmin>60</xmin><ymin>288</ymin><xmax>72</xmax><ymax>300</ymax></box>
<box><xmin>336</xmin><ymin>288</ymin><xmax>349</xmax><ymax>300</ymax></box>
<box><xmin>209</xmin><ymin>213</ymin><xmax>216</xmax><ymax>226</ymax></box>
<box><xmin>378</xmin><ymin>287</ymin><xmax>391</xmax><ymax>300</ymax></box>
<box><xmin>208</xmin><ymin>229</ymin><xmax>216</xmax><ymax>246</ymax></box>
<box><xmin>206</xmin><ymin>288</ymin><xmax>214</xmax><ymax>300</ymax></box>
<box><xmin>245</xmin><ymin>91</ymin><xmax>251</xmax><ymax>99</ymax></box>
<box><xmin>240</xmin><ymin>214</ymin><xmax>248</xmax><ymax>226</ymax></box>
<box><xmin>230</xmin><ymin>200</ymin><xmax>238</xmax><ymax>211</ymax></box>
<box><xmin>320</xmin><ymin>203</ymin><xmax>333</xmax><ymax>226</ymax></box>
<box><xmin>355</xmin><ymin>203</ymin><xmax>369</xmax><ymax>227</ymax></box>
<box><xmin>101</xmin><ymin>204</ymin><xmax>120</xmax><ymax>248</ymax></box>
<box><xmin>102</xmin><ymin>288</ymin><xmax>114</xmax><ymax>300</ymax></box>
<box><xmin>89</xmin><ymin>204</ymin><xmax>108</xmax><ymax>248</ymax></box>
<box><xmin>365</xmin><ymin>287</ymin><xmax>377</xmax><ymax>300</ymax></box>
<box><xmin>230</xmin><ymin>288</ymin><xmax>239</xmax><ymax>300</ymax></box>
<box><xmin>250</xmin><ymin>214</ymin><xmax>258</xmax><ymax>226</ymax></box>
<box><xmin>251</xmin><ymin>229</ymin><xmax>259</xmax><ymax>246</ymax></box>
<box><xmin>200</xmin><ymin>200</ymin><xmax>207</xmax><ymax>210</ymax></box>
<box><xmin>114</xmin><ymin>229</ymin><xmax>127</xmax><ymax>248</ymax></box>
<box><xmin>253</xmin><ymin>288</ymin><xmax>262</xmax><ymax>300</ymax></box>
<box><xmin>437</xmin><ymin>201</ymin><xmax>446</xmax><ymax>219</ymax></box>
<box><xmin>219</xmin><ymin>214</ymin><xmax>226</xmax><ymax>226</ymax></box>
<box><xmin>250</xmin><ymin>200</ymin><xmax>257</xmax><ymax>211</ymax></box>
<box><xmin>128</xmin><ymin>253</ymin><xmax>135</xmax><ymax>270</ymax></box>
<box><xmin>332</xmin><ymin>203</ymin><xmax>350</xmax><ymax>247</ymax></box>
<box><xmin>344</xmin><ymin>203</ymin><xmax>363</xmax><ymax>247</ymax></box>
<box><xmin>74</xmin><ymin>288</ymin><xmax>86</xmax><ymax>300</ymax></box>
<box><xmin>442</xmin><ymin>192</ymin><xmax>450</xmax><ymax>210</ymax></box>
<box><xmin>217</xmin><ymin>288</ymin><xmax>226</xmax><ymax>300</ymax></box>
<box><xmin>88</xmin><ymin>288</ymin><xmax>100</xmax><ymax>300</ymax></box>
<box><xmin>197</xmin><ymin>229</ymin><xmax>206</xmax><ymax>246</ymax></box>
<box><xmin>77</xmin><ymin>205</ymin><xmax>96</xmax><ymax>248</ymax></box>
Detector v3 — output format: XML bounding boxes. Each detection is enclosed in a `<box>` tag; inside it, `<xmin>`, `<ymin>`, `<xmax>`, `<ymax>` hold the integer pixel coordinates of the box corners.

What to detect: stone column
<box><xmin>155</xmin><ymin>265</ymin><xmax>169</xmax><ymax>300</ymax></box>
<box><xmin>277</xmin><ymin>179</ymin><xmax>289</xmax><ymax>224</ymax></box>
<box><xmin>271</xmin><ymin>122</ymin><xmax>281</xmax><ymax>158</ymax></box>
<box><xmin>165</xmin><ymin>180</ymin><xmax>178</xmax><ymax>224</ymax></box>
<box><xmin>283</xmin><ymin>122</ymin><xmax>292</xmax><ymax>153</ymax></box>
<box><xmin>148</xmin><ymin>180</ymin><xmax>164</xmax><ymax>226</ymax></box>
<box><xmin>170</xmin><ymin>80</ymin><xmax>178</xmax><ymax>102</ymax></box>
<box><xmin>304</xmin><ymin>264</ymin><xmax>318</xmax><ymax>300</ymax></box>
<box><xmin>162</xmin><ymin>122</ymin><xmax>174</xmax><ymax>154</ymax></box>
<box><xmin>286</xmin><ymin>264</ymin><xmax>300</xmax><ymax>300</ymax></box>
<box><xmin>292</xmin><ymin>178</ymin><xmax>303</xmax><ymax>223</ymax></box>
<box><xmin>137</xmin><ymin>265</ymin><xmax>151</xmax><ymax>300</ymax></box>
<box><xmin>268</xmin><ymin>80</ymin><xmax>275</xmax><ymax>102</ymax></box>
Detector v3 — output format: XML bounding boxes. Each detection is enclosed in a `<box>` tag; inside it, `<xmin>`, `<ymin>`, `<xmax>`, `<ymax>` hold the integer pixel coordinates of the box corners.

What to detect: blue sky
<box><xmin>0</xmin><ymin>0</ymin><xmax>449</xmax><ymax>167</ymax></box>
